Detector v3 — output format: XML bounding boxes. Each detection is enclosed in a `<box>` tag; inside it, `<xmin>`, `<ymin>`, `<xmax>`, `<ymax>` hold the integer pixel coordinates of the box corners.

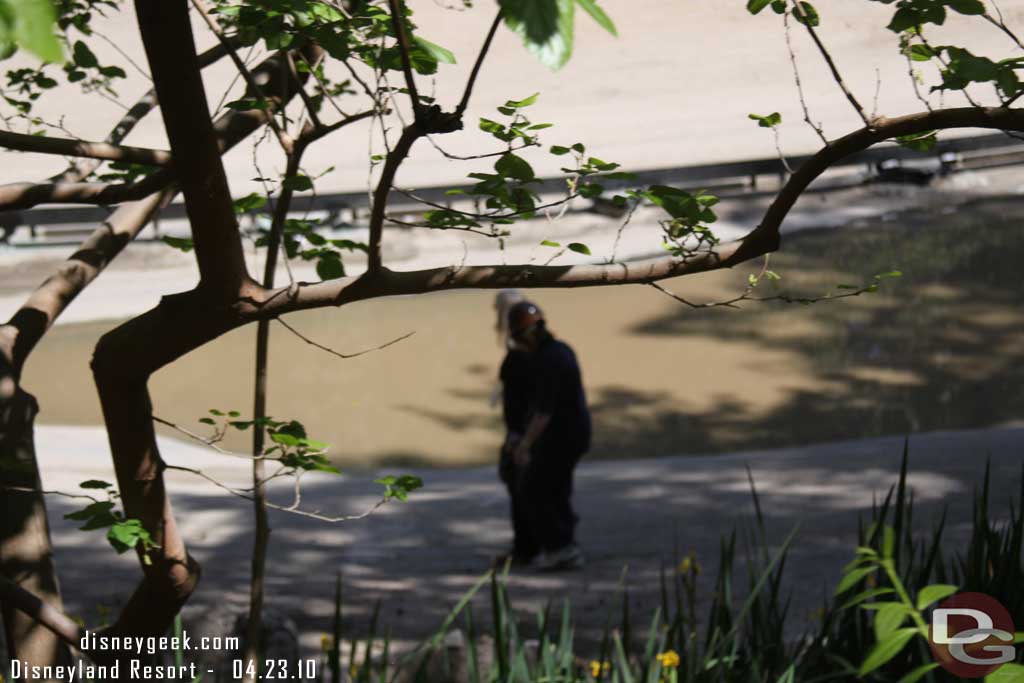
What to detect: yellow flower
<box><xmin>656</xmin><ymin>650</ymin><xmax>681</xmax><ymax>669</ymax></box>
<box><xmin>320</xmin><ymin>634</ymin><xmax>333</xmax><ymax>653</ymax></box>
<box><xmin>589</xmin><ymin>660</ymin><xmax>611</xmax><ymax>678</ymax></box>
<box><xmin>677</xmin><ymin>553</ymin><xmax>702</xmax><ymax>576</ymax></box>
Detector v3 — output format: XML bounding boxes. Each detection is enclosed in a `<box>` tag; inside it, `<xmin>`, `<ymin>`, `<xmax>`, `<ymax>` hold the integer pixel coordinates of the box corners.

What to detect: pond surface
<box><xmin>20</xmin><ymin>196</ymin><xmax>1024</xmax><ymax>468</ymax></box>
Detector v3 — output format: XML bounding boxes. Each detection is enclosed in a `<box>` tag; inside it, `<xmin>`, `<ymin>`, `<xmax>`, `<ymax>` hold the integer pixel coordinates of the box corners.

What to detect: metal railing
<box><xmin>2</xmin><ymin>131</ymin><xmax>1022</xmax><ymax>246</ymax></box>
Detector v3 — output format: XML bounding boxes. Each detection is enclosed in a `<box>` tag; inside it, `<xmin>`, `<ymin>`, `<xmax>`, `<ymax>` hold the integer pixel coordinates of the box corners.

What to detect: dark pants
<box><xmin>500</xmin><ymin>445</ymin><xmax>582</xmax><ymax>558</ymax></box>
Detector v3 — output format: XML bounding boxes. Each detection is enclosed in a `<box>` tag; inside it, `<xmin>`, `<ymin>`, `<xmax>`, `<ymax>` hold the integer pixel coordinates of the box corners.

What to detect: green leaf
<box><xmin>161</xmin><ymin>236</ymin><xmax>194</xmax><ymax>253</ymax></box>
<box><xmin>495</xmin><ymin>153</ymin><xmax>535</xmax><ymax>182</ymax></box>
<box><xmin>748</xmin><ymin>111</ymin><xmax>782</xmax><ymax>128</ymax></box>
<box><xmin>895</xmin><ymin>131</ymin><xmax>937</xmax><ymax>152</ymax></box>
<box><xmin>107</xmin><ymin>519</ymin><xmax>152</xmax><ymax>554</ymax></box>
<box><xmin>835</xmin><ymin>565</ymin><xmax>876</xmax><ymax>595</ymax></box>
<box><xmin>568</xmin><ymin>242</ymin><xmax>591</xmax><ymax>255</ymax></box>
<box><xmin>549</xmin><ymin>145</ymin><xmax>570</xmax><ymax>155</ymax></box>
<box><xmin>746</xmin><ymin>0</ymin><xmax>773</xmax><ymax>14</ymax></box>
<box><xmin>504</xmin><ymin>92</ymin><xmax>539</xmax><ymax>108</ymax></box>
<box><xmin>793</xmin><ymin>2</ymin><xmax>819</xmax><ymax>27</ymax></box>
<box><xmin>906</xmin><ymin>44</ymin><xmax>935</xmax><ymax>62</ymax></box>
<box><xmin>840</xmin><ymin>587</ymin><xmax>896</xmax><ymax>610</ymax></box>
<box><xmin>858</xmin><ymin>628</ymin><xmax>918</xmax><ymax>676</ymax></box>
<box><xmin>501</xmin><ymin>0</ymin><xmax>575</xmax><ymax>70</ymax></box>
<box><xmin>945</xmin><ymin>0</ymin><xmax>985</xmax><ymax>15</ymax></box>
<box><xmin>986</xmin><ymin>663</ymin><xmax>1024</xmax><ymax>683</ymax></box>
<box><xmin>413</xmin><ymin>35</ymin><xmax>455</xmax><ymax>64</ymax></box>
<box><xmin>316</xmin><ymin>253</ymin><xmax>345</xmax><ymax>281</ymax></box>
<box><xmin>575</xmin><ymin>0</ymin><xmax>616</xmax><ymax>35</ymax></box>
<box><xmin>375</xmin><ymin>474</ymin><xmax>424</xmax><ymax>502</ymax></box>
<box><xmin>899</xmin><ymin>663</ymin><xmax>940</xmax><ymax>683</ymax></box>
<box><xmin>224</xmin><ymin>98</ymin><xmax>270</xmax><ymax>111</ymax></box>
<box><xmin>874</xmin><ymin>602</ymin><xmax>911</xmax><ymax>642</ymax></box>
<box><xmin>282</xmin><ymin>174</ymin><xmax>314</xmax><ymax>192</ymax></box>
<box><xmin>71</xmin><ymin>40</ymin><xmax>97</xmax><ymax>68</ymax></box>
<box><xmin>540</xmin><ymin>240</ymin><xmax>561</xmax><ymax>247</ymax></box>
<box><xmin>916</xmin><ymin>584</ymin><xmax>958</xmax><ymax>610</ymax></box>
<box><xmin>63</xmin><ymin>500</ymin><xmax>115</xmax><ymax>523</ymax></box>
<box><xmin>4</xmin><ymin>0</ymin><xmax>62</xmax><ymax>62</ymax></box>
<box><xmin>881</xmin><ymin>525</ymin><xmax>895</xmax><ymax>558</ymax></box>
<box><xmin>233</xmin><ymin>192</ymin><xmax>267</xmax><ymax>213</ymax></box>
<box><xmin>79</xmin><ymin>480</ymin><xmax>111</xmax><ymax>490</ymax></box>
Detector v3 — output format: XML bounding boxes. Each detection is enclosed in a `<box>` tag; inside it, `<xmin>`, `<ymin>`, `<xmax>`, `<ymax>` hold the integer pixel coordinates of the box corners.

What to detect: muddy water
<box><xmin>19</xmin><ymin>197</ymin><xmax>1024</xmax><ymax>468</ymax></box>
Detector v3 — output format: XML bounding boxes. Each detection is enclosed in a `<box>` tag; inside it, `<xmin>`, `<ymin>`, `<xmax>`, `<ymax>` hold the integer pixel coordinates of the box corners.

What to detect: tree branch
<box><xmin>0</xmin><ymin>130</ymin><xmax>172</xmax><ymax>166</ymax></box>
<box><xmin>0</xmin><ymin>575</ymin><xmax>84</xmax><ymax>650</ymax></box>
<box><xmin>276</xmin><ymin>317</ymin><xmax>414</xmax><ymax>359</ymax></box>
<box><xmin>367</xmin><ymin>125</ymin><xmax>421</xmax><ymax>271</ymax></box>
<box><xmin>456</xmin><ymin>10</ymin><xmax>502</xmax><ymax>116</ymax></box>
<box><xmin>792</xmin><ymin>1</ymin><xmax>871</xmax><ymax>127</ymax></box>
<box><xmin>386</xmin><ymin>0</ymin><xmax>422</xmax><ymax>118</ymax></box>
<box><xmin>190</xmin><ymin>0</ymin><xmax>295</xmax><ymax>154</ymax></box>
<box><xmin>241</xmin><ymin>105</ymin><xmax>1024</xmax><ymax>320</ymax></box>
<box><xmin>48</xmin><ymin>39</ymin><xmax>236</xmax><ymax>185</ymax></box>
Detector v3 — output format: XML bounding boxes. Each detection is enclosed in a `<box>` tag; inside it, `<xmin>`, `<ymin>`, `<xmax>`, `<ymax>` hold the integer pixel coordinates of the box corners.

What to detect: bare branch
<box><xmin>49</xmin><ymin>40</ymin><xmax>236</xmax><ymax>184</ymax></box>
<box><xmin>0</xmin><ymin>173</ymin><xmax>170</xmax><ymax>211</ymax></box>
<box><xmin>1</xmin><ymin>486</ymin><xmax>102</xmax><ymax>503</ymax></box>
<box><xmin>783</xmin><ymin>11</ymin><xmax>829</xmax><ymax>145</ymax></box>
<box><xmin>238</xmin><ymin>106</ymin><xmax>1024</xmax><ymax>321</ymax></box>
<box><xmin>0</xmin><ymin>576</ymin><xmax>84</xmax><ymax>650</ymax></box>
<box><xmin>151</xmin><ymin>415</ymin><xmax>267</xmax><ymax>460</ymax></box>
<box><xmin>286</xmin><ymin>51</ymin><xmax>324</xmax><ymax>131</ymax></box>
<box><xmin>163</xmin><ymin>463</ymin><xmax>390</xmax><ymax>523</ymax></box>
<box><xmin>386</xmin><ymin>0</ymin><xmax>422</xmax><ymax>118</ymax></box>
<box><xmin>984</xmin><ymin>7</ymin><xmax>1024</xmax><ymax>51</ymax></box>
<box><xmin>0</xmin><ymin>130</ymin><xmax>172</xmax><ymax>166</ymax></box>
<box><xmin>456</xmin><ymin>10</ymin><xmax>503</xmax><ymax>115</ymax></box>
<box><xmin>368</xmin><ymin>125</ymin><xmax>421</xmax><ymax>270</ymax></box>
<box><xmin>276</xmin><ymin>317</ymin><xmax>415</xmax><ymax>359</ymax></box>
<box><xmin>190</xmin><ymin>0</ymin><xmax>296</xmax><ymax>154</ymax></box>
<box><xmin>791</xmin><ymin>1</ymin><xmax>871</xmax><ymax>126</ymax></box>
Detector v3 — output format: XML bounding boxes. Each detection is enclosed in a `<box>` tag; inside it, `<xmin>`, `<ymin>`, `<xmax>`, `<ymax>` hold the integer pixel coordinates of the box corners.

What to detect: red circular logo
<box><xmin>927</xmin><ymin>592</ymin><xmax>1016</xmax><ymax>678</ymax></box>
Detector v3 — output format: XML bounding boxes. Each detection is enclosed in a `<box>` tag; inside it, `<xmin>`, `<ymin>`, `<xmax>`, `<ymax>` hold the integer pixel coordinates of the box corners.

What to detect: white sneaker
<box><xmin>536</xmin><ymin>544</ymin><xmax>584</xmax><ymax>571</ymax></box>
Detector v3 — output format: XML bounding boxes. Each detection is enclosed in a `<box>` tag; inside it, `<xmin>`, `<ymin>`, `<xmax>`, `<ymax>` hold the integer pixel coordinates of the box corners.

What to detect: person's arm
<box><xmin>512</xmin><ymin>412</ymin><xmax>551</xmax><ymax>465</ymax></box>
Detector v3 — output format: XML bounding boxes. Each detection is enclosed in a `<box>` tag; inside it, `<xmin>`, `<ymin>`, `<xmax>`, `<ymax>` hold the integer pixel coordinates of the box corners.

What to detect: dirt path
<box><xmin>37</xmin><ymin>424</ymin><xmax>1024</xmax><ymax>655</ymax></box>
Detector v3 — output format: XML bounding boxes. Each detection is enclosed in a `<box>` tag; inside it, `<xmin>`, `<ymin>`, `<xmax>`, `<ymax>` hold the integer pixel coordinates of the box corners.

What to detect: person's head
<box><xmin>507</xmin><ymin>300</ymin><xmax>547</xmax><ymax>351</ymax></box>
<box><xmin>493</xmin><ymin>289</ymin><xmax>525</xmax><ymax>346</ymax></box>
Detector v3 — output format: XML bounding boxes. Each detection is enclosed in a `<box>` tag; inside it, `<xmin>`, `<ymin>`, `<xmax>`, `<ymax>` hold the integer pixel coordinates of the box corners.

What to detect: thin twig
<box><xmin>276</xmin><ymin>318</ymin><xmax>415</xmax><ymax>359</ymax></box>
<box><xmin>425</xmin><ymin>136</ymin><xmax>537</xmax><ymax>161</ymax></box>
<box><xmin>394</xmin><ymin>187</ymin><xmax>580</xmax><ymax>221</ymax></box>
<box><xmin>93</xmin><ymin>29</ymin><xmax>152</xmax><ymax>81</ymax></box>
<box><xmin>191</xmin><ymin>0</ymin><xmax>295</xmax><ymax>153</ymax></box>
<box><xmin>1</xmin><ymin>486</ymin><xmax>102</xmax><ymax>503</ymax></box>
<box><xmin>791</xmin><ymin>0</ymin><xmax>871</xmax><ymax>126</ymax></box>
<box><xmin>386</xmin><ymin>0</ymin><xmax>422</xmax><ymax>117</ymax></box>
<box><xmin>609</xmin><ymin>198</ymin><xmax>640</xmax><ymax>263</ymax></box>
<box><xmin>456</xmin><ymin>10</ymin><xmax>503</xmax><ymax>115</ymax></box>
<box><xmin>650</xmin><ymin>274</ymin><xmax>878</xmax><ymax>310</ymax></box>
<box><xmin>152</xmin><ymin>415</ymin><xmax>269</xmax><ymax>460</ymax></box>
<box><xmin>783</xmin><ymin>10</ymin><xmax>829</xmax><ymax>145</ymax></box>
<box><xmin>286</xmin><ymin>52</ymin><xmax>324</xmax><ymax>130</ymax></box>
<box><xmin>161</xmin><ymin>464</ymin><xmax>390</xmax><ymax>523</ymax></box>
<box><xmin>984</xmin><ymin>5</ymin><xmax>1024</xmax><ymax>51</ymax></box>
<box><xmin>385</xmin><ymin>214</ymin><xmax>504</xmax><ymax>237</ymax></box>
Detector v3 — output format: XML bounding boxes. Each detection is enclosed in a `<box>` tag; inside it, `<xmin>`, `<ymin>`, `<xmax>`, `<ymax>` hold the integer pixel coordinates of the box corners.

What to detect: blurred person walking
<box><xmin>494</xmin><ymin>298</ymin><xmax>590</xmax><ymax>571</ymax></box>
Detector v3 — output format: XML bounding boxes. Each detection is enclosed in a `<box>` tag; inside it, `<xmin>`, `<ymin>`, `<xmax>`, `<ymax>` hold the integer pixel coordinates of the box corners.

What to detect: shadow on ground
<box><xmin>44</xmin><ymin>427</ymin><xmax>1024</xmax><ymax>653</ymax></box>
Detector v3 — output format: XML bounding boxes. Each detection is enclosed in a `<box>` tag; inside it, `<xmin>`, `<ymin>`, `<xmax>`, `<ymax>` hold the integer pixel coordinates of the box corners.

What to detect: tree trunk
<box><xmin>0</xmin><ymin>389</ymin><xmax>72</xmax><ymax>670</ymax></box>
